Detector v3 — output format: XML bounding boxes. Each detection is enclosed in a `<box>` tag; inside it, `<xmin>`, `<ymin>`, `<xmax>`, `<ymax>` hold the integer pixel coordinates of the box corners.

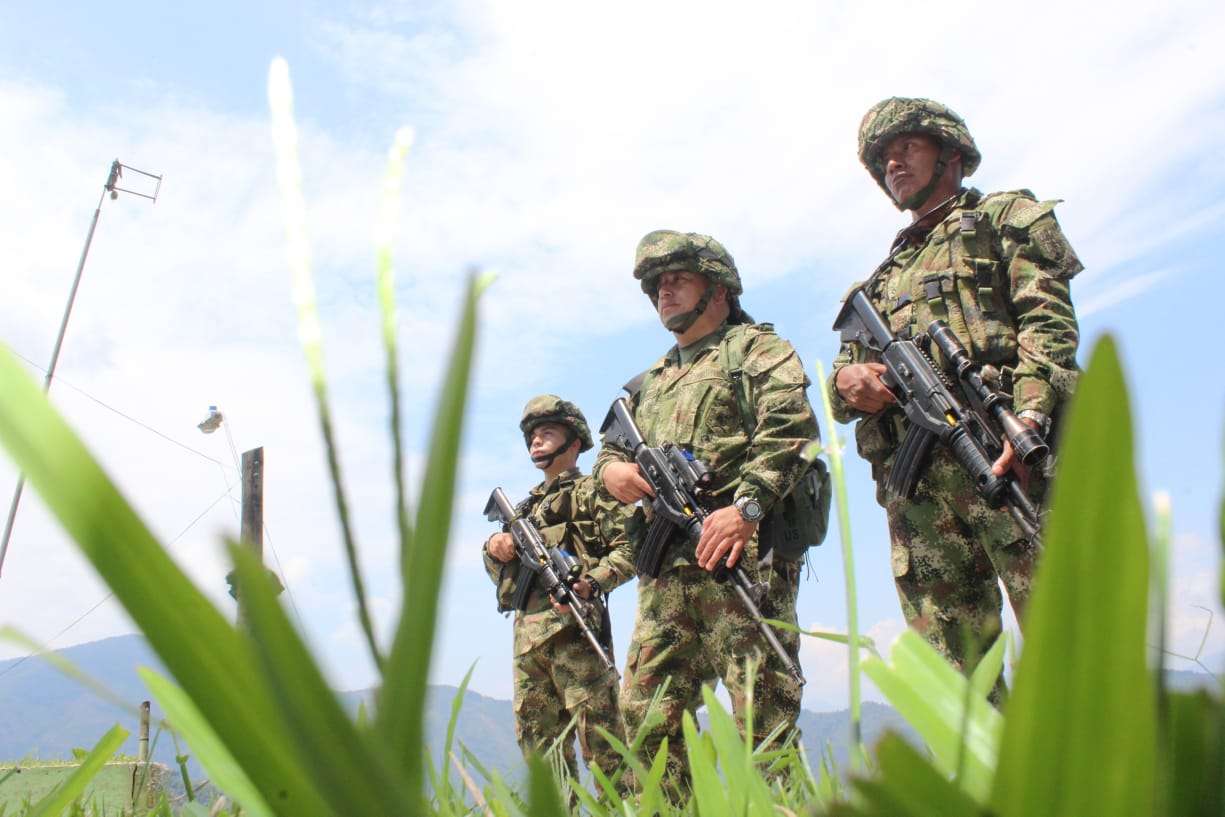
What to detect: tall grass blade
<box><xmin>139</xmin><ymin>669</ymin><xmax>273</xmax><ymax>817</ymax></box>
<box><xmin>379</xmin><ymin>272</ymin><xmax>486</xmax><ymax>804</ymax></box>
<box><xmin>437</xmin><ymin>662</ymin><xmax>478</xmax><ymax>812</ymax></box>
<box><xmin>848</xmin><ymin>733</ymin><xmax>981</xmax><ymax>817</ymax></box>
<box><xmin>815</xmin><ymin>359</ymin><xmax>864</xmax><ymax>766</ymax></box>
<box><xmin>231</xmin><ymin>543</ymin><xmax>410</xmax><ymax>814</ymax></box>
<box><xmin>267</xmin><ymin>55</ymin><xmax>382</xmax><ymax>674</ymax></box>
<box><xmin>25</xmin><ymin>724</ymin><xmax>126</xmax><ymax>817</ymax></box>
<box><xmin>860</xmin><ymin>630</ymin><xmax>1001</xmax><ymax>802</ymax></box>
<box><xmin>526</xmin><ymin>755</ymin><xmax>566</xmax><ymax>817</ymax></box>
<box><xmin>375</xmin><ymin>126</ymin><xmax>417</xmax><ymax>573</ymax></box>
<box><xmin>991</xmin><ymin>336</ymin><xmax>1156</xmax><ymax>816</ymax></box>
<box><xmin>0</xmin><ymin>347</ymin><xmax>331</xmax><ymax>817</ymax></box>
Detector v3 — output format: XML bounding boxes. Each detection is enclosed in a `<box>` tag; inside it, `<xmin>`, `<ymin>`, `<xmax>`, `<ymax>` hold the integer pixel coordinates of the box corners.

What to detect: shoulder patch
<box><xmin>1004</xmin><ymin>198</ymin><xmax>1062</xmax><ymax>231</ymax></box>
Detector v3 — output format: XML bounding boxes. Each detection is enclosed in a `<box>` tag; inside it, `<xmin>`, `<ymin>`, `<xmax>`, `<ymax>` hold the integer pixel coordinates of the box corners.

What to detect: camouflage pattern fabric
<box><xmin>857</xmin><ymin>97</ymin><xmax>982</xmax><ymax>201</ymax></box>
<box><xmin>619</xmin><ymin>561</ymin><xmax>803</xmax><ymax>785</ymax></box>
<box><xmin>632</xmin><ymin>230</ymin><xmax>742</xmax><ymax>297</ymax></box>
<box><xmin>482</xmin><ymin>468</ymin><xmax>634</xmax><ymax>778</ymax></box>
<box><xmin>512</xmin><ymin>621</ymin><xmax>622</xmax><ymax>780</ymax></box>
<box><xmin>829</xmin><ymin>185</ymin><xmax>1082</xmax><ymax>676</ymax></box>
<box><xmin>596</xmin><ymin>320</ymin><xmax>817</xmax><ymax>776</ymax></box>
<box><xmin>520</xmin><ymin>394</ymin><xmax>595</xmax><ymax>452</ymax></box>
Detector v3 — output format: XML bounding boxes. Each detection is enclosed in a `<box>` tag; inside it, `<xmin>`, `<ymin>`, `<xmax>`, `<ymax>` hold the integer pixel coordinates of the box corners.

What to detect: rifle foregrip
<box><xmin>947</xmin><ymin>428</ymin><xmax>1007</xmax><ymax>507</ymax></box>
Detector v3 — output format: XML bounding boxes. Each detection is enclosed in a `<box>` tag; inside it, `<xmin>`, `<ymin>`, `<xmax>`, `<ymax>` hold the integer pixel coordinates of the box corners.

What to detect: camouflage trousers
<box><xmin>880</xmin><ymin>446</ymin><xmax>1045</xmax><ymax>686</ymax></box>
<box><xmin>512</xmin><ymin>622</ymin><xmax>623</xmax><ymax>781</ymax></box>
<box><xmin>620</xmin><ymin>560</ymin><xmax>804</xmax><ymax>783</ymax></box>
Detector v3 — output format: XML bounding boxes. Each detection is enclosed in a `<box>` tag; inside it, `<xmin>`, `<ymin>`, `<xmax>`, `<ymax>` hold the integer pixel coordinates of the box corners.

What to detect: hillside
<box><xmin>3</xmin><ymin>634</ymin><xmax>1215</xmax><ymax>784</ymax></box>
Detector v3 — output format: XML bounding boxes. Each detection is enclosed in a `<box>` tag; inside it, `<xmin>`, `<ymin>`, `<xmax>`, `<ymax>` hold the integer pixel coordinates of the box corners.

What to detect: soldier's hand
<box><xmin>695</xmin><ymin>505</ymin><xmax>758</xmax><ymax>572</ymax></box>
<box><xmin>603</xmin><ymin>462</ymin><xmax>655</xmax><ymax>504</ymax></box>
<box><xmin>486</xmin><ymin>532</ymin><xmax>515</xmax><ymax>563</ymax></box>
<box><xmin>551</xmin><ymin>580</ymin><xmax>591</xmax><ymax>616</ymax></box>
<box><xmin>835</xmin><ymin>363</ymin><xmax>896</xmax><ymax>413</ymax></box>
<box><xmin>991</xmin><ymin>418</ymin><xmax>1038</xmax><ymax>489</ymax></box>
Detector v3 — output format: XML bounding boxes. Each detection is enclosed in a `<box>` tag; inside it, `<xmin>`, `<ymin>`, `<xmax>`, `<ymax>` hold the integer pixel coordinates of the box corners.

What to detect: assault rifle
<box><xmin>484</xmin><ymin>487</ymin><xmax>616</xmax><ymax>674</ymax></box>
<box><xmin>600</xmin><ymin>398</ymin><xmax>804</xmax><ymax>683</ymax></box>
<box><xmin>832</xmin><ymin>287</ymin><xmax>1045</xmax><ymax>542</ymax></box>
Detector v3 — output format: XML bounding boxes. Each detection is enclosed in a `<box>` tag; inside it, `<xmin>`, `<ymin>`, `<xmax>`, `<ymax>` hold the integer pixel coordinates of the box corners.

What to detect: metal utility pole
<box><xmin>0</xmin><ymin>159</ymin><xmax>163</xmax><ymax>577</ymax></box>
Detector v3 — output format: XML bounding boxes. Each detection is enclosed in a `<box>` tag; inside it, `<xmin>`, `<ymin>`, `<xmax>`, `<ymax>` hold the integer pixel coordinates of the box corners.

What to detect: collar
<box><xmin>534</xmin><ymin>467</ymin><xmax>582</xmax><ymax>495</ymax></box>
<box><xmin>890</xmin><ymin>187</ymin><xmax>981</xmax><ymax>252</ymax></box>
<box><xmin>664</xmin><ymin>321</ymin><xmax>731</xmax><ymax>368</ymax></box>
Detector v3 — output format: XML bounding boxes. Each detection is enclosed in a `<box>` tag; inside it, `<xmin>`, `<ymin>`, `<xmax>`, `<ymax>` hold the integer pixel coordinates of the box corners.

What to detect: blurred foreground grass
<box><xmin>0</xmin><ymin>57</ymin><xmax>1221</xmax><ymax>816</ymax></box>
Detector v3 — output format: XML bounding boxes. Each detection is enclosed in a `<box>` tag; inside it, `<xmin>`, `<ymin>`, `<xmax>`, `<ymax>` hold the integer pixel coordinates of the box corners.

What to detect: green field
<box><xmin>0</xmin><ymin>762</ymin><xmax>166</xmax><ymax>816</ymax></box>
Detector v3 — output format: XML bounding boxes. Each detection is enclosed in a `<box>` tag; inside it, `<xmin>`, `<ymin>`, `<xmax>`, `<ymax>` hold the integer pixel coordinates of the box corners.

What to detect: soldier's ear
<box><xmin>711</xmin><ymin>283</ymin><xmax>728</xmax><ymax>305</ymax></box>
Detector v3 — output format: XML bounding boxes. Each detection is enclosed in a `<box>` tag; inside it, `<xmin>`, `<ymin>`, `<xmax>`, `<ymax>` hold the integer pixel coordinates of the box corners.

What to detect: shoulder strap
<box><xmin>720</xmin><ymin>325</ymin><xmax>758</xmax><ymax>439</ymax></box>
<box><xmin>957</xmin><ymin>207</ymin><xmax>1002</xmax><ymax>314</ymax></box>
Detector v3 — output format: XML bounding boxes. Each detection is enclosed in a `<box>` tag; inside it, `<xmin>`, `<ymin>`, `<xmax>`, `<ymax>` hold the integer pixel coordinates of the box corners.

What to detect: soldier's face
<box><xmin>882</xmin><ymin>133</ymin><xmax>942</xmax><ymax>203</ymax></box>
<box><xmin>529</xmin><ymin>423</ymin><xmax>570</xmax><ymax>465</ymax></box>
<box><xmin>655</xmin><ymin>270</ymin><xmax>708</xmax><ymax>322</ymax></box>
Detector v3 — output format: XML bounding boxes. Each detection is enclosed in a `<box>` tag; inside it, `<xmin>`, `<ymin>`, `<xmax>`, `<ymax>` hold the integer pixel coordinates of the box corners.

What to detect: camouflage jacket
<box><xmin>482</xmin><ymin>468</ymin><xmax>634</xmax><ymax>655</ymax></box>
<box><xmin>829</xmin><ymin>188</ymin><xmax>1082</xmax><ymax>466</ymax></box>
<box><xmin>595</xmin><ymin>321</ymin><xmax>818</xmax><ymax>574</ymax></box>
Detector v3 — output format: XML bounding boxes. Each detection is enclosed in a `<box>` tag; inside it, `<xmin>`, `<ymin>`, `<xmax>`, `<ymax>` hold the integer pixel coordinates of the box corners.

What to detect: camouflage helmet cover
<box><xmin>519</xmin><ymin>394</ymin><xmax>593</xmax><ymax>452</ymax></box>
<box><xmin>632</xmin><ymin>230</ymin><xmax>743</xmax><ymax>297</ymax></box>
<box><xmin>857</xmin><ymin>97</ymin><xmax>982</xmax><ymax>197</ymax></box>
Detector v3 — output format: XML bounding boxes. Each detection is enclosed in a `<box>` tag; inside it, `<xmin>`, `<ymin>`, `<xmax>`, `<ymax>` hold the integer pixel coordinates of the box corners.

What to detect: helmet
<box><xmin>519</xmin><ymin>395</ymin><xmax>593</xmax><ymax>453</ymax></box>
<box><xmin>633</xmin><ymin>230</ymin><xmax>742</xmax><ymax>298</ymax></box>
<box><xmin>857</xmin><ymin>97</ymin><xmax>981</xmax><ymax>202</ymax></box>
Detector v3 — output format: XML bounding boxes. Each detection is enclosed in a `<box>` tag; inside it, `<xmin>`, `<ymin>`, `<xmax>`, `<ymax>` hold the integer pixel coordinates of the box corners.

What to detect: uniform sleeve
<box><xmin>735</xmin><ymin>332</ymin><xmax>820</xmax><ymax>514</ymax></box>
<box><xmin>592</xmin><ymin>391</ymin><xmax>638</xmax><ymax>487</ymax></box>
<box><xmin>1000</xmin><ymin>201</ymin><xmax>1083</xmax><ymax>415</ymax></box>
<box><xmin>581</xmin><ymin>486</ymin><xmax>637</xmax><ymax>592</ymax></box>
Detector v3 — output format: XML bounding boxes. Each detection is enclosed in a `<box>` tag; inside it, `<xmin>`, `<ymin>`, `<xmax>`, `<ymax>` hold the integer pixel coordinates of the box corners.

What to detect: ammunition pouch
<box><xmin>761</xmin><ymin>459</ymin><xmax>832</xmax><ymax>561</ymax></box>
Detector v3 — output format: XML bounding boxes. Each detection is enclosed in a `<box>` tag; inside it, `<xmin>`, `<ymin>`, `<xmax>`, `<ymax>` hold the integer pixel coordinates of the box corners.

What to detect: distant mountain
<box><xmin>0</xmin><ymin>635</ymin><xmax>523</xmax><ymax>783</ymax></box>
<box><xmin>3</xmin><ymin>634</ymin><xmax>1217</xmax><ymax>789</ymax></box>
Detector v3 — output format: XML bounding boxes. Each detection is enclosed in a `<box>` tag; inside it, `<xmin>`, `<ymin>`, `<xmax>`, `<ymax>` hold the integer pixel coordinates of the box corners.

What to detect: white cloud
<box><xmin>3</xmin><ymin>0</ymin><xmax>1225</xmax><ymax>702</ymax></box>
<box><xmin>799</xmin><ymin>617</ymin><xmax>908</xmax><ymax>712</ymax></box>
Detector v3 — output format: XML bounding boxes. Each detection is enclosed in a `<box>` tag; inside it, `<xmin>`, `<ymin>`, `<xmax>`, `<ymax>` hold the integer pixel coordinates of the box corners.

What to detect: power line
<box><xmin>0</xmin><ymin>481</ymin><xmax>238</xmax><ymax>681</ymax></box>
<box><xmin>7</xmin><ymin>348</ymin><xmax>234</xmax><ymax>472</ymax></box>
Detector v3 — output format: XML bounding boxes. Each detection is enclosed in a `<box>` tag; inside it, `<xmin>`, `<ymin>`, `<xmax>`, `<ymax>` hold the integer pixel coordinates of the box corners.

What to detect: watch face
<box><xmin>739</xmin><ymin>498</ymin><xmax>763</xmax><ymax>522</ymax></box>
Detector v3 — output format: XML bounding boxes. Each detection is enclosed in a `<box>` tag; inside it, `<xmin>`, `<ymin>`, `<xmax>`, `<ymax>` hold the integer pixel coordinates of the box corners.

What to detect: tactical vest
<box><xmin>630</xmin><ymin>323</ymin><xmax>831</xmax><ymax>561</ymax></box>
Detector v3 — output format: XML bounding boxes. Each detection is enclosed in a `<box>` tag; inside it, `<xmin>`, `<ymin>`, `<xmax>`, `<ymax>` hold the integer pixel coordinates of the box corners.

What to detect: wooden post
<box><xmin>138</xmin><ymin>700</ymin><xmax>150</xmax><ymax>763</ymax></box>
<box><xmin>237</xmin><ymin>447</ymin><xmax>264</xmax><ymax>626</ymax></box>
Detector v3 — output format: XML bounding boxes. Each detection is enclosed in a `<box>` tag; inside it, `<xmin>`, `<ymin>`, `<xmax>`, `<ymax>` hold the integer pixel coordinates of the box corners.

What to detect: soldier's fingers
<box><xmin>703</xmin><ymin>535</ymin><xmax>733</xmax><ymax>571</ymax></box>
<box><xmin>991</xmin><ymin>441</ymin><xmax>1013</xmax><ymax>476</ymax></box>
<box><xmin>724</xmin><ymin>538</ymin><xmax>745</xmax><ymax>569</ymax></box>
<box><xmin>632</xmin><ymin>472</ymin><xmax>655</xmax><ymax>497</ymax></box>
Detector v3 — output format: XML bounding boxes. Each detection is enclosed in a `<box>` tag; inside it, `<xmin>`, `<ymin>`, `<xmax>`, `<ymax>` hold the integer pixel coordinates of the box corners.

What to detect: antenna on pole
<box><xmin>0</xmin><ymin>159</ymin><xmax>163</xmax><ymax>577</ymax></box>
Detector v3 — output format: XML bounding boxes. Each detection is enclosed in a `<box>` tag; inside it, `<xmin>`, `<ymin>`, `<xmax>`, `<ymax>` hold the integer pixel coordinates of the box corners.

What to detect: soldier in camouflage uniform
<box><xmin>597</xmin><ymin>230</ymin><xmax>820</xmax><ymax>782</ymax></box>
<box><xmin>830</xmin><ymin>97</ymin><xmax>1082</xmax><ymax>684</ymax></box>
<box><xmin>483</xmin><ymin>396</ymin><xmax>635</xmax><ymax>781</ymax></box>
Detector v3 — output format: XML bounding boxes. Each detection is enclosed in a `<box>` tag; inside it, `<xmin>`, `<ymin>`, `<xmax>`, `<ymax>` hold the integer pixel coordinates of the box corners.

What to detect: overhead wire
<box><xmin>0</xmin><ymin>481</ymin><xmax>239</xmax><ymax>680</ymax></box>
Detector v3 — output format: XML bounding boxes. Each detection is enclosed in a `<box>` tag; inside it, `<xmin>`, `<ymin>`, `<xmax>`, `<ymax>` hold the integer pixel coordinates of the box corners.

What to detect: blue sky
<box><xmin>1</xmin><ymin>0</ymin><xmax>1223</xmax><ymax>712</ymax></box>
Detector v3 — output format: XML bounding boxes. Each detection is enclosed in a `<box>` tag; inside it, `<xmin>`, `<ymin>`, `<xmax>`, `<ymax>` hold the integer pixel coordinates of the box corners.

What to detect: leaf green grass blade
<box><xmin>379</xmin><ymin>272</ymin><xmax>483</xmax><ymax>803</ymax></box>
<box><xmin>815</xmin><ymin>359</ymin><xmax>864</xmax><ymax>766</ymax></box>
<box><xmin>26</xmin><ymin>725</ymin><xmax>127</xmax><ymax>817</ymax></box>
<box><xmin>861</xmin><ymin>630</ymin><xmax>1001</xmax><ymax>802</ymax></box>
<box><xmin>267</xmin><ymin>56</ymin><xmax>382</xmax><ymax>674</ymax></box>
<box><xmin>682</xmin><ymin>712</ymin><xmax>729</xmax><ymax>817</ymax></box>
<box><xmin>231</xmin><ymin>543</ymin><xmax>410</xmax><ymax>814</ymax></box>
<box><xmin>139</xmin><ymin>669</ymin><xmax>273</xmax><ymax>817</ymax></box>
<box><xmin>0</xmin><ymin>347</ymin><xmax>332</xmax><ymax>817</ymax></box>
<box><xmin>991</xmin><ymin>336</ymin><xmax>1156</xmax><ymax>817</ymax></box>
<box><xmin>438</xmin><ymin>662</ymin><xmax>478</xmax><ymax>811</ymax></box>
<box><xmin>850</xmin><ymin>733</ymin><xmax>981</xmax><ymax>817</ymax></box>
<box><xmin>375</xmin><ymin>126</ymin><xmax>417</xmax><ymax>573</ymax></box>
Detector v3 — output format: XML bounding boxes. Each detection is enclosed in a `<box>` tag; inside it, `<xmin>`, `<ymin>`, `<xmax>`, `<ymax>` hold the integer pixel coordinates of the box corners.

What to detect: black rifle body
<box><xmin>832</xmin><ymin>288</ymin><xmax>1043</xmax><ymax>541</ymax></box>
<box><xmin>600</xmin><ymin>398</ymin><xmax>804</xmax><ymax>684</ymax></box>
<box><xmin>484</xmin><ymin>487</ymin><xmax>616</xmax><ymax>674</ymax></box>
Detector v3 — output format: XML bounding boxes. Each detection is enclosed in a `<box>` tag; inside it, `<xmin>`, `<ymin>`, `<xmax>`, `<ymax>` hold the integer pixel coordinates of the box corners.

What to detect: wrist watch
<box><xmin>734</xmin><ymin>495</ymin><xmax>764</xmax><ymax>523</ymax></box>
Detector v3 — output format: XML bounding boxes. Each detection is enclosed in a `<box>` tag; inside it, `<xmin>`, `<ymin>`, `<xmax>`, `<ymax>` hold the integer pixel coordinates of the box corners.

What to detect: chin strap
<box><xmin>896</xmin><ymin>143</ymin><xmax>955</xmax><ymax>212</ymax></box>
<box><xmin>529</xmin><ymin>428</ymin><xmax>578</xmax><ymax>469</ymax></box>
<box><xmin>662</xmin><ymin>281</ymin><xmax>715</xmax><ymax>333</ymax></box>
